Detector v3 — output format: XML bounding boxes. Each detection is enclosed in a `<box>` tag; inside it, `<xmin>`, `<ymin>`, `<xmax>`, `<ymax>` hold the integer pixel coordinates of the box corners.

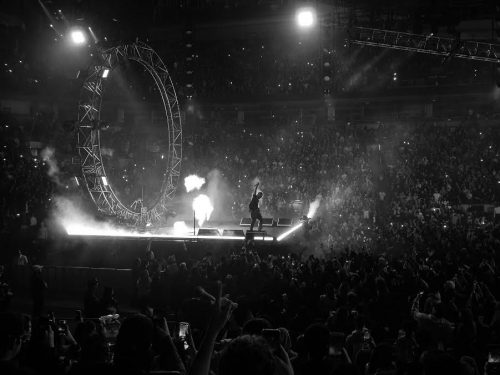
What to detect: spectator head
<box><xmin>304</xmin><ymin>323</ymin><xmax>330</xmax><ymax>360</ymax></box>
<box><xmin>88</xmin><ymin>277</ymin><xmax>99</xmax><ymax>290</ymax></box>
<box><xmin>0</xmin><ymin>312</ymin><xmax>25</xmax><ymax>361</ymax></box>
<box><xmin>114</xmin><ymin>314</ymin><xmax>154</xmax><ymax>371</ymax></box>
<box><xmin>460</xmin><ymin>356</ymin><xmax>479</xmax><ymax>375</ymax></box>
<box><xmin>421</xmin><ymin>350</ymin><xmax>462</xmax><ymax>375</ymax></box>
<box><xmin>367</xmin><ymin>343</ymin><xmax>395</xmax><ymax>374</ymax></box>
<box><xmin>74</xmin><ymin>320</ymin><xmax>97</xmax><ymax>345</ymax></box>
<box><xmin>102</xmin><ymin>286</ymin><xmax>114</xmax><ymax>300</ymax></box>
<box><xmin>242</xmin><ymin>318</ymin><xmax>272</xmax><ymax>335</ymax></box>
<box><xmin>80</xmin><ymin>333</ymin><xmax>109</xmax><ymax>365</ymax></box>
<box><xmin>219</xmin><ymin>335</ymin><xmax>275</xmax><ymax>375</ymax></box>
<box><xmin>257</xmin><ymin>191</ymin><xmax>263</xmax><ymax>199</ymax></box>
<box><xmin>354</xmin><ymin>314</ymin><xmax>366</xmax><ymax>331</ymax></box>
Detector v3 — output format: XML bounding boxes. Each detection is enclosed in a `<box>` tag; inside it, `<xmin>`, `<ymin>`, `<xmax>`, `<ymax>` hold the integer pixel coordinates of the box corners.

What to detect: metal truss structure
<box><xmin>349</xmin><ymin>27</ymin><xmax>500</xmax><ymax>63</ymax></box>
<box><xmin>76</xmin><ymin>42</ymin><xmax>182</xmax><ymax>227</ymax></box>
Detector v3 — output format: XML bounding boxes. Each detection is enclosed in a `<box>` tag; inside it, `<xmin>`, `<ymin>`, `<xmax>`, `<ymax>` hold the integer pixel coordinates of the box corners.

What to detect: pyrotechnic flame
<box><xmin>306</xmin><ymin>196</ymin><xmax>321</xmax><ymax>219</ymax></box>
<box><xmin>184</xmin><ymin>175</ymin><xmax>206</xmax><ymax>193</ymax></box>
<box><xmin>173</xmin><ymin>221</ymin><xmax>190</xmax><ymax>235</ymax></box>
<box><xmin>192</xmin><ymin>194</ymin><xmax>213</xmax><ymax>226</ymax></box>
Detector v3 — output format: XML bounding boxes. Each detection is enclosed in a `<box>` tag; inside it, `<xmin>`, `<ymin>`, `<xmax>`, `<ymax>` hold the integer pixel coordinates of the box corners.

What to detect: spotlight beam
<box><xmin>277</xmin><ymin>222</ymin><xmax>303</xmax><ymax>242</ymax></box>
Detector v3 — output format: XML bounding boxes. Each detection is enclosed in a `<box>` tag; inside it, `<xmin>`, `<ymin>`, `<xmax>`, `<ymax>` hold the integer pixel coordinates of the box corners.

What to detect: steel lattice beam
<box><xmin>349</xmin><ymin>27</ymin><xmax>500</xmax><ymax>63</ymax></box>
<box><xmin>76</xmin><ymin>42</ymin><xmax>182</xmax><ymax>227</ymax></box>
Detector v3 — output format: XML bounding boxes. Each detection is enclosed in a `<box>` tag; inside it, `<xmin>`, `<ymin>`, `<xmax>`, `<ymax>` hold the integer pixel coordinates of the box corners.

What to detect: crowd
<box><xmin>2</xmin><ymin>219</ymin><xmax>500</xmax><ymax>375</ymax></box>
<box><xmin>2</xmin><ymin>102</ymin><xmax>500</xmax><ymax>375</ymax></box>
<box><xmin>183</xmin><ymin>113</ymin><xmax>500</xmax><ymax>252</ymax></box>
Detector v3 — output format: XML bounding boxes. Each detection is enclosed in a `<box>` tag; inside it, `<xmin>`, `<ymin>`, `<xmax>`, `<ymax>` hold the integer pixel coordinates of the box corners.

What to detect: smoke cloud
<box><xmin>206</xmin><ymin>169</ymin><xmax>233</xmax><ymax>221</ymax></box>
<box><xmin>41</xmin><ymin>146</ymin><xmax>62</xmax><ymax>186</ymax></box>
<box><xmin>307</xmin><ymin>195</ymin><xmax>322</xmax><ymax>219</ymax></box>
<box><xmin>173</xmin><ymin>221</ymin><xmax>190</xmax><ymax>234</ymax></box>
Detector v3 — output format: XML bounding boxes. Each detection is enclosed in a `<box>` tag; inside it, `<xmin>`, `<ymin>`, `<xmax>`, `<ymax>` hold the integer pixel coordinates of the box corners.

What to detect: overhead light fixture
<box><xmin>70</xmin><ymin>29</ymin><xmax>86</xmax><ymax>45</ymax></box>
<box><xmin>102</xmin><ymin>68</ymin><xmax>110</xmax><ymax>78</ymax></box>
<box><xmin>101</xmin><ymin>176</ymin><xmax>108</xmax><ymax>186</ymax></box>
<box><xmin>296</xmin><ymin>7</ymin><xmax>316</xmax><ymax>29</ymax></box>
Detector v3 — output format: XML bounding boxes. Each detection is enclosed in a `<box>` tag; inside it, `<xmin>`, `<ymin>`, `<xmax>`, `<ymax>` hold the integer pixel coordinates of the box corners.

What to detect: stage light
<box><xmin>101</xmin><ymin>176</ymin><xmax>108</xmax><ymax>186</ymax></box>
<box><xmin>296</xmin><ymin>7</ymin><xmax>316</xmax><ymax>29</ymax></box>
<box><xmin>277</xmin><ymin>222</ymin><xmax>303</xmax><ymax>242</ymax></box>
<box><xmin>70</xmin><ymin>29</ymin><xmax>86</xmax><ymax>45</ymax></box>
<box><xmin>102</xmin><ymin>68</ymin><xmax>110</xmax><ymax>78</ymax></box>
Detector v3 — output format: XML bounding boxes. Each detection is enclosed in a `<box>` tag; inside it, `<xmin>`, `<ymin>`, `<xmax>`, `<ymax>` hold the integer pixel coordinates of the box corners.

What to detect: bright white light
<box><xmin>296</xmin><ymin>8</ymin><xmax>316</xmax><ymax>28</ymax></box>
<box><xmin>192</xmin><ymin>194</ymin><xmax>213</xmax><ymax>226</ymax></box>
<box><xmin>173</xmin><ymin>221</ymin><xmax>190</xmax><ymax>235</ymax></box>
<box><xmin>307</xmin><ymin>196</ymin><xmax>321</xmax><ymax>219</ymax></box>
<box><xmin>277</xmin><ymin>222</ymin><xmax>303</xmax><ymax>242</ymax></box>
<box><xmin>101</xmin><ymin>176</ymin><xmax>108</xmax><ymax>186</ymax></box>
<box><xmin>70</xmin><ymin>29</ymin><xmax>86</xmax><ymax>45</ymax></box>
<box><xmin>184</xmin><ymin>174</ymin><xmax>206</xmax><ymax>192</ymax></box>
<box><xmin>102</xmin><ymin>68</ymin><xmax>110</xmax><ymax>78</ymax></box>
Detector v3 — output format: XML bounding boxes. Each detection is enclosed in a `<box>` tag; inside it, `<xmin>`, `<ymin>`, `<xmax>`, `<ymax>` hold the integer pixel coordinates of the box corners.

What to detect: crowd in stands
<box><xmin>183</xmin><ymin>113</ymin><xmax>500</xmax><ymax>253</ymax></box>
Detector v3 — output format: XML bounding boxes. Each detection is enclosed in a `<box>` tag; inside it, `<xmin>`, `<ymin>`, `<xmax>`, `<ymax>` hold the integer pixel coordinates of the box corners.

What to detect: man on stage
<box><xmin>249</xmin><ymin>182</ymin><xmax>263</xmax><ymax>232</ymax></box>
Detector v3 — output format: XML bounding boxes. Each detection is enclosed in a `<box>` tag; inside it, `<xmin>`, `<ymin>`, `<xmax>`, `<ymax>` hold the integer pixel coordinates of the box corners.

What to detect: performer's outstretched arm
<box><xmin>253</xmin><ymin>182</ymin><xmax>259</xmax><ymax>196</ymax></box>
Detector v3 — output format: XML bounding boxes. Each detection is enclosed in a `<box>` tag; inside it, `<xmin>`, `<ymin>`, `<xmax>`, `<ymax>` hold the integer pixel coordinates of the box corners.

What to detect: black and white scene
<box><xmin>1</xmin><ymin>0</ymin><xmax>500</xmax><ymax>374</ymax></box>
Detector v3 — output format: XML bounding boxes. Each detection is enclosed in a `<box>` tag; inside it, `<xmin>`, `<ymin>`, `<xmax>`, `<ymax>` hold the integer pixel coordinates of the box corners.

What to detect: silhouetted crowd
<box><xmin>2</xmin><ymin>222</ymin><xmax>500</xmax><ymax>375</ymax></box>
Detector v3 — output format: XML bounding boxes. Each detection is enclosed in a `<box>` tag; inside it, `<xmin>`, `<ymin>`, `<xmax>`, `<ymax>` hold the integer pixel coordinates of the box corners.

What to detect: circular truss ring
<box><xmin>76</xmin><ymin>42</ymin><xmax>182</xmax><ymax>226</ymax></box>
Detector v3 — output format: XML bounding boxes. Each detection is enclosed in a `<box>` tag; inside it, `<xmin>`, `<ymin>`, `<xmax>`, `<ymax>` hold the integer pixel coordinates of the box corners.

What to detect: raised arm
<box><xmin>253</xmin><ymin>182</ymin><xmax>259</xmax><ymax>196</ymax></box>
<box><xmin>188</xmin><ymin>282</ymin><xmax>237</xmax><ymax>375</ymax></box>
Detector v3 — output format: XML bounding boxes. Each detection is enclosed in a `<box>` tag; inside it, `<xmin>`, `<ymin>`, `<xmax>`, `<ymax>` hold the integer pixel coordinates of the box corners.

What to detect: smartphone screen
<box><xmin>179</xmin><ymin>322</ymin><xmax>189</xmax><ymax>339</ymax></box>
<box><xmin>179</xmin><ymin>322</ymin><xmax>190</xmax><ymax>350</ymax></box>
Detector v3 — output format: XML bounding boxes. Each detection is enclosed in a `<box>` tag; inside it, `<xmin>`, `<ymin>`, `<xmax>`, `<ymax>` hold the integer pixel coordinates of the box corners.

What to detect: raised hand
<box><xmin>207</xmin><ymin>281</ymin><xmax>237</xmax><ymax>335</ymax></box>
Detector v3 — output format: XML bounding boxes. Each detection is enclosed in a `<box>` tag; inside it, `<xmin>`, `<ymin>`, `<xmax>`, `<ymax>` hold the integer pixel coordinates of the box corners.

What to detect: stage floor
<box><xmin>65</xmin><ymin>219</ymin><xmax>302</xmax><ymax>243</ymax></box>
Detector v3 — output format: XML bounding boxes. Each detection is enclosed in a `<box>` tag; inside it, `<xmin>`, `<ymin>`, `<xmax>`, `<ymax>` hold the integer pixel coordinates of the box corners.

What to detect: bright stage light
<box><xmin>296</xmin><ymin>8</ymin><xmax>316</xmax><ymax>28</ymax></box>
<box><xmin>277</xmin><ymin>222</ymin><xmax>303</xmax><ymax>242</ymax></box>
<box><xmin>184</xmin><ymin>174</ymin><xmax>205</xmax><ymax>192</ymax></box>
<box><xmin>102</xmin><ymin>68</ymin><xmax>110</xmax><ymax>78</ymax></box>
<box><xmin>101</xmin><ymin>176</ymin><xmax>108</xmax><ymax>186</ymax></box>
<box><xmin>193</xmin><ymin>194</ymin><xmax>213</xmax><ymax>226</ymax></box>
<box><xmin>70</xmin><ymin>29</ymin><xmax>86</xmax><ymax>45</ymax></box>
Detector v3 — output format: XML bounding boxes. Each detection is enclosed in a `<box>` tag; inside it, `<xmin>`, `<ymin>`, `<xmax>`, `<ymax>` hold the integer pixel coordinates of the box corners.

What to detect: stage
<box><xmin>64</xmin><ymin>218</ymin><xmax>304</xmax><ymax>243</ymax></box>
<box><xmin>50</xmin><ymin>219</ymin><xmax>305</xmax><ymax>268</ymax></box>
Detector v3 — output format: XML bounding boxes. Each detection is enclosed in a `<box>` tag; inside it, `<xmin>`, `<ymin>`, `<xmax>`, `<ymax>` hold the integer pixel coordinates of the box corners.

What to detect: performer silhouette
<box><xmin>249</xmin><ymin>182</ymin><xmax>263</xmax><ymax>231</ymax></box>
